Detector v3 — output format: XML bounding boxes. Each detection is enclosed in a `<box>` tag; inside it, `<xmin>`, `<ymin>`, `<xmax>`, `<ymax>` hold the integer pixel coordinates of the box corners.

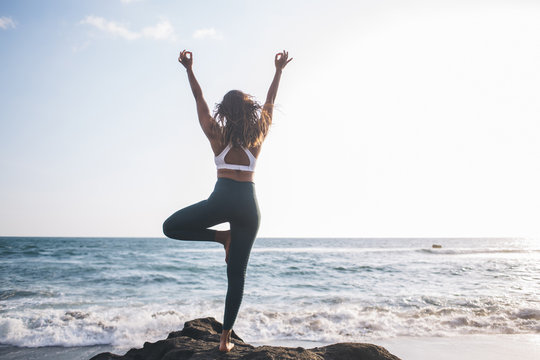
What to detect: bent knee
<box><xmin>162</xmin><ymin>218</ymin><xmax>174</xmax><ymax>238</ymax></box>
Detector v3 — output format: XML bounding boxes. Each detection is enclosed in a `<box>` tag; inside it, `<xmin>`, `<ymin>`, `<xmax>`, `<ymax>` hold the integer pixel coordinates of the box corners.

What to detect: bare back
<box><xmin>212</xmin><ymin>140</ymin><xmax>261</xmax><ymax>182</ymax></box>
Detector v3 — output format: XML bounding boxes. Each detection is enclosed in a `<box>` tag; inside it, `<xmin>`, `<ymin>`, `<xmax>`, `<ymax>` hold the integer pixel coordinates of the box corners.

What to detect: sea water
<box><xmin>0</xmin><ymin>237</ymin><xmax>538</xmax><ymax>351</ymax></box>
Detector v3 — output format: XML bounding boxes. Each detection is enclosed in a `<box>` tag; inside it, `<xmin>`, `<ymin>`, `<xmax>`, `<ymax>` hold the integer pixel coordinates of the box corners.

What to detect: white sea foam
<box><xmin>0</xmin><ymin>301</ymin><xmax>538</xmax><ymax>348</ymax></box>
<box><xmin>0</xmin><ymin>304</ymin><xmax>213</xmax><ymax>348</ymax></box>
<box><xmin>236</xmin><ymin>303</ymin><xmax>540</xmax><ymax>343</ymax></box>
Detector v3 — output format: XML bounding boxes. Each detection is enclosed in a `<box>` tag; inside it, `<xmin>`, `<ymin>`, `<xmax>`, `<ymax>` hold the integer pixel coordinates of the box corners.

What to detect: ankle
<box><xmin>215</xmin><ymin>230</ymin><xmax>230</xmax><ymax>245</ymax></box>
<box><xmin>221</xmin><ymin>329</ymin><xmax>231</xmax><ymax>340</ymax></box>
<box><xmin>215</xmin><ymin>231</ymin><xmax>225</xmax><ymax>245</ymax></box>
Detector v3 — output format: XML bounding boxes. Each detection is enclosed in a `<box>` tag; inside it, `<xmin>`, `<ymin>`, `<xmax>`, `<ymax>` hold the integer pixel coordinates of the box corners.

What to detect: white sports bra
<box><xmin>214</xmin><ymin>144</ymin><xmax>257</xmax><ymax>172</ymax></box>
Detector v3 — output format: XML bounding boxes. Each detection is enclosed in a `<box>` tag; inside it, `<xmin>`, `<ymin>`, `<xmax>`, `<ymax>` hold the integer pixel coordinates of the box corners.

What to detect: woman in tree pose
<box><xmin>163</xmin><ymin>49</ymin><xmax>292</xmax><ymax>352</ymax></box>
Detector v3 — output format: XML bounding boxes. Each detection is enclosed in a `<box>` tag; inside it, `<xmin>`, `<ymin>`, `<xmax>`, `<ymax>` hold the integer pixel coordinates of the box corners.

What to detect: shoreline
<box><xmin>248</xmin><ymin>333</ymin><xmax>540</xmax><ymax>360</ymax></box>
<box><xmin>377</xmin><ymin>334</ymin><xmax>540</xmax><ymax>360</ymax></box>
<box><xmin>1</xmin><ymin>334</ymin><xmax>538</xmax><ymax>360</ymax></box>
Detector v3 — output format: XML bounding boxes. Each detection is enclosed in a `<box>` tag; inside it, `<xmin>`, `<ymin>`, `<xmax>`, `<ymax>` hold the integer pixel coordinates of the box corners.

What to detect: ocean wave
<box><xmin>0</xmin><ymin>289</ymin><xmax>58</xmax><ymax>301</ymax></box>
<box><xmin>252</xmin><ymin>247</ymin><xmax>414</xmax><ymax>253</ymax></box>
<box><xmin>513</xmin><ymin>308</ymin><xmax>540</xmax><ymax>320</ymax></box>
<box><xmin>109</xmin><ymin>246</ymin><xmax>540</xmax><ymax>256</ymax></box>
<box><xmin>0</xmin><ymin>306</ymin><xmax>189</xmax><ymax>348</ymax></box>
<box><xmin>332</xmin><ymin>265</ymin><xmax>398</xmax><ymax>273</ymax></box>
<box><xmin>419</xmin><ymin>248</ymin><xmax>540</xmax><ymax>255</ymax></box>
<box><xmin>0</xmin><ymin>302</ymin><xmax>538</xmax><ymax>348</ymax></box>
<box><xmin>1</xmin><ymin>237</ymin><xmax>538</xmax><ymax>349</ymax></box>
<box><xmin>172</xmin><ymin>247</ymin><xmax>415</xmax><ymax>254</ymax></box>
<box><xmin>236</xmin><ymin>304</ymin><xmax>540</xmax><ymax>343</ymax></box>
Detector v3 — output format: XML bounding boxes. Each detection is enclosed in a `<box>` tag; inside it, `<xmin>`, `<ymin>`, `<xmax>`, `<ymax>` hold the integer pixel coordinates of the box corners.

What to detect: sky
<box><xmin>1</xmin><ymin>0</ymin><xmax>539</xmax><ymax>238</ymax></box>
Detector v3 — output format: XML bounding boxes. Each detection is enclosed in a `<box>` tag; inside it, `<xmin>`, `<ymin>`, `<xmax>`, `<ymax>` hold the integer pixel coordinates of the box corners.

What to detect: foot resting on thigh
<box><xmin>215</xmin><ymin>230</ymin><xmax>231</xmax><ymax>264</ymax></box>
<box><xmin>219</xmin><ymin>329</ymin><xmax>234</xmax><ymax>352</ymax></box>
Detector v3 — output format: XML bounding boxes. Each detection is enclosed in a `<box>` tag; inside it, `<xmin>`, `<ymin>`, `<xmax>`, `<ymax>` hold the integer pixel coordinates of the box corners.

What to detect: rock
<box><xmin>313</xmin><ymin>343</ymin><xmax>401</xmax><ymax>360</ymax></box>
<box><xmin>90</xmin><ymin>317</ymin><xmax>401</xmax><ymax>360</ymax></box>
<box><xmin>432</xmin><ymin>244</ymin><xmax>442</xmax><ymax>248</ymax></box>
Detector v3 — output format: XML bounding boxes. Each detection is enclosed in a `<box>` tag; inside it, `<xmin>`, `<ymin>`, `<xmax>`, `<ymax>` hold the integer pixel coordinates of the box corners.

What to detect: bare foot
<box><xmin>215</xmin><ymin>230</ymin><xmax>231</xmax><ymax>264</ymax></box>
<box><xmin>219</xmin><ymin>329</ymin><xmax>234</xmax><ymax>352</ymax></box>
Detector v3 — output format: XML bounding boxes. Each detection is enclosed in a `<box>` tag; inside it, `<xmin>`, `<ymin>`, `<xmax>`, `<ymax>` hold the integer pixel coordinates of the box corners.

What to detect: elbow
<box><xmin>194</xmin><ymin>92</ymin><xmax>204</xmax><ymax>102</ymax></box>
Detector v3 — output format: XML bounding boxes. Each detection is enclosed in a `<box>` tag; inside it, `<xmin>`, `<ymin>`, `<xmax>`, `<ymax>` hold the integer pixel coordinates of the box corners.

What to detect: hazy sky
<box><xmin>1</xmin><ymin>0</ymin><xmax>539</xmax><ymax>238</ymax></box>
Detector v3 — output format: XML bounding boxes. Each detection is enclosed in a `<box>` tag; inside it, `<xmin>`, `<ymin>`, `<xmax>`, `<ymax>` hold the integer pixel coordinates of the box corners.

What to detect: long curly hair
<box><xmin>213</xmin><ymin>90</ymin><xmax>271</xmax><ymax>148</ymax></box>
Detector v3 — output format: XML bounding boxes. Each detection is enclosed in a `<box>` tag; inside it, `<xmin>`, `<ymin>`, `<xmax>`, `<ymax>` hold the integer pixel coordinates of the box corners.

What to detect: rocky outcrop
<box><xmin>90</xmin><ymin>317</ymin><xmax>401</xmax><ymax>360</ymax></box>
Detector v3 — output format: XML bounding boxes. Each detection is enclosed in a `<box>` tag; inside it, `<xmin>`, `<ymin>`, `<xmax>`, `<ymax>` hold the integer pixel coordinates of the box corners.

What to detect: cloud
<box><xmin>80</xmin><ymin>16</ymin><xmax>139</xmax><ymax>40</ymax></box>
<box><xmin>142</xmin><ymin>20</ymin><xmax>175</xmax><ymax>40</ymax></box>
<box><xmin>0</xmin><ymin>16</ymin><xmax>16</xmax><ymax>30</ymax></box>
<box><xmin>80</xmin><ymin>16</ymin><xmax>175</xmax><ymax>41</ymax></box>
<box><xmin>193</xmin><ymin>27</ymin><xmax>223</xmax><ymax>40</ymax></box>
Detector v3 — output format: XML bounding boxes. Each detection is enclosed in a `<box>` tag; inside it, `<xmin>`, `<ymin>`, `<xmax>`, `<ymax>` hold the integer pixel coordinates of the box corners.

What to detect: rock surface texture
<box><xmin>90</xmin><ymin>317</ymin><xmax>402</xmax><ymax>360</ymax></box>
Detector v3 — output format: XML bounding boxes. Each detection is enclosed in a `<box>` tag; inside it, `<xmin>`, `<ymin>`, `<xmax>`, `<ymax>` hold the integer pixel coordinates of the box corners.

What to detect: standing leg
<box><xmin>221</xmin><ymin>181</ymin><xmax>260</xmax><ymax>339</ymax></box>
<box><xmin>222</xmin><ymin>224</ymin><xmax>258</xmax><ymax>330</ymax></box>
<box><xmin>220</xmin><ymin>224</ymin><xmax>257</xmax><ymax>352</ymax></box>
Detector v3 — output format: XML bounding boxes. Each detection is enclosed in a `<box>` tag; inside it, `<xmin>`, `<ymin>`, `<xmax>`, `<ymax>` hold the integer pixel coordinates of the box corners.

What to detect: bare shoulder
<box><xmin>209</xmin><ymin>137</ymin><xmax>226</xmax><ymax>156</ymax></box>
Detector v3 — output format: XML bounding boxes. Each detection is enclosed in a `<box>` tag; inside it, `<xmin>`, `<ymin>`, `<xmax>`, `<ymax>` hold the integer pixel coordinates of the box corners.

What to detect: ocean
<box><xmin>0</xmin><ymin>237</ymin><xmax>539</xmax><ymax>359</ymax></box>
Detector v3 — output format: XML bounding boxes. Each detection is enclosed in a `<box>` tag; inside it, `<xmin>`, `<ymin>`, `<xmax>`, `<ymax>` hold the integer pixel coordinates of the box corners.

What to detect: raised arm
<box><xmin>265</xmin><ymin>50</ymin><xmax>293</xmax><ymax>112</ymax></box>
<box><xmin>178</xmin><ymin>50</ymin><xmax>216</xmax><ymax>141</ymax></box>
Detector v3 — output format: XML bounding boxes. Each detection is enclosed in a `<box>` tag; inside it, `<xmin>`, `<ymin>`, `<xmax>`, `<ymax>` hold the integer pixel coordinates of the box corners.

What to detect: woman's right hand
<box><xmin>178</xmin><ymin>50</ymin><xmax>193</xmax><ymax>70</ymax></box>
<box><xmin>275</xmin><ymin>50</ymin><xmax>292</xmax><ymax>71</ymax></box>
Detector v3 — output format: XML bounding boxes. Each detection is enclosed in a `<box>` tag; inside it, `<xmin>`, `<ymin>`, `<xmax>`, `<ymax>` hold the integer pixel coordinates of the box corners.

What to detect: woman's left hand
<box><xmin>275</xmin><ymin>50</ymin><xmax>293</xmax><ymax>71</ymax></box>
<box><xmin>178</xmin><ymin>50</ymin><xmax>193</xmax><ymax>69</ymax></box>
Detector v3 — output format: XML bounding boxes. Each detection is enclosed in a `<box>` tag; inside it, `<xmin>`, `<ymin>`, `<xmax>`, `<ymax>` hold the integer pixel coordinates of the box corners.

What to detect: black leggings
<box><xmin>162</xmin><ymin>178</ymin><xmax>260</xmax><ymax>330</ymax></box>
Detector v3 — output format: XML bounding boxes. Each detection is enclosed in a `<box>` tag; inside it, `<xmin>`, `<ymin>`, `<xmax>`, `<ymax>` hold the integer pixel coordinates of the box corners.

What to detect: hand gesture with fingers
<box><xmin>265</xmin><ymin>49</ymin><xmax>292</xmax><ymax>110</ymax></box>
<box><xmin>178</xmin><ymin>50</ymin><xmax>193</xmax><ymax>70</ymax></box>
<box><xmin>275</xmin><ymin>50</ymin><xmax>293</xmax><ymax>71</ymax></box>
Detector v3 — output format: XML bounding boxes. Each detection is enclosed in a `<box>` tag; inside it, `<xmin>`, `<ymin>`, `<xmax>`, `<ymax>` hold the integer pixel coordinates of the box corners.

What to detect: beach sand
<box><xmin>377</xmin><ymin>334</ymin><xmax>539</xmax><ymax>360</ymax></box>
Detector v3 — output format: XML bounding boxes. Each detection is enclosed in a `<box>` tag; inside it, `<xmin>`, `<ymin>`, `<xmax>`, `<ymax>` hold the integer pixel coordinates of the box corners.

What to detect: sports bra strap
<box><xmin>214</xmin><ymin>144</ymin><xmax>257</xmax><ymax>172</ymax></box>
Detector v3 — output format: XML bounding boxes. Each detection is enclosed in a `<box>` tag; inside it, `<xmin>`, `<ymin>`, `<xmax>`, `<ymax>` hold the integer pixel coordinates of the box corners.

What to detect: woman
<box><xmin>163</xmin><ymin>49</ymin><xmax>292</xmax><ymax>352</ymax></box>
